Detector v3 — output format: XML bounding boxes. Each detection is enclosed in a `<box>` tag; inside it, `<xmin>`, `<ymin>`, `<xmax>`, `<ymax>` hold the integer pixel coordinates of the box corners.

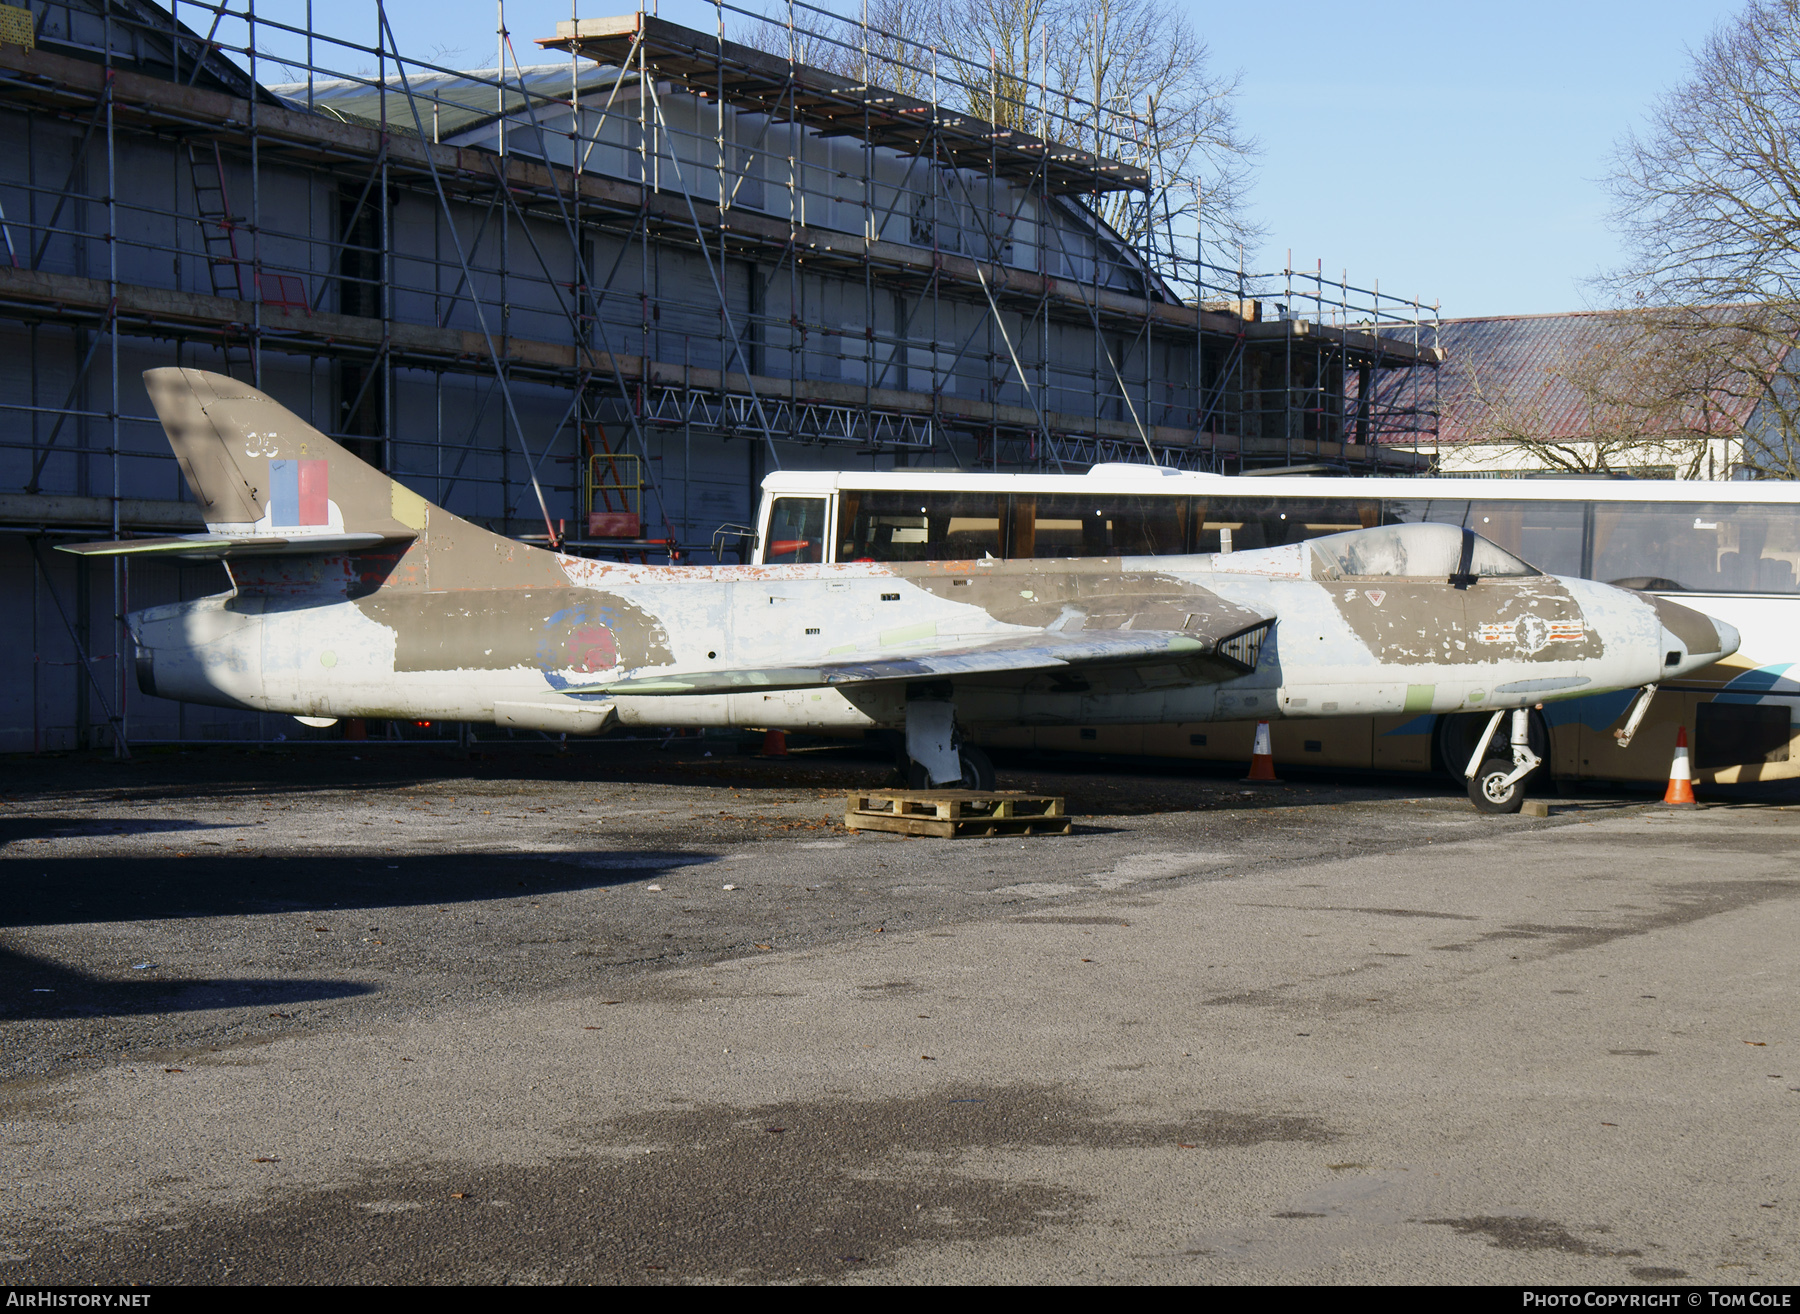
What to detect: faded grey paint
<box><xmin>73</xmin><ymin>372</ymin><xmax>1739</xmax><ymax>743</ymax></box>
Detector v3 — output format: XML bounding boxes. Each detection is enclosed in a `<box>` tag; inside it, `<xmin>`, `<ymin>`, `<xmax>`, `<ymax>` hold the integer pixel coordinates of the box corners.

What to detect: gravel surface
<box><xmin>2</xmin><ymin>739</ymin><xmax>1795</xmax><ymax>1284</ymax></box>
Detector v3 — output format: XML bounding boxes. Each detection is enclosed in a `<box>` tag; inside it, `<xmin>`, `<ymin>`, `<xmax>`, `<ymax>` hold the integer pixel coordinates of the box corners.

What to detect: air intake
<box><xmin>1217</xmin><ymin>622</ymin><xmax>1272</xmax><ymax>672</ymax></box>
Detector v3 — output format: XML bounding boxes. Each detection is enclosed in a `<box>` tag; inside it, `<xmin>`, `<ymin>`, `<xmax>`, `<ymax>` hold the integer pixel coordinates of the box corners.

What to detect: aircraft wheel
<box><xmin>1468</xmin><ymin>757</ymin><xmax>1527</xmax><ymax>814</ymax></box>
<box><xmin>904</xmin><ymin>746</ymin><xmax>995</xmax><ymax>791</ymax></box>
<box><xmin>958</xmin><ymin>745</ymin><xmax>996</xmax><ymax>792</ymax></box>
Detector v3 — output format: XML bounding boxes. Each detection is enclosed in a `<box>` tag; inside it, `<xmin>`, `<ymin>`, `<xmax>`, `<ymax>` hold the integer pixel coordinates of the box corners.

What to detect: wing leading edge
<box><xmin>586</xmin><ymin>619</ymin><xmax>1273</xmax><ymax>697</ymax></box>
<box><xmin>57</xmin><ymin>532</ymin><xmax>414</xmax><ymax>559</ymax></box>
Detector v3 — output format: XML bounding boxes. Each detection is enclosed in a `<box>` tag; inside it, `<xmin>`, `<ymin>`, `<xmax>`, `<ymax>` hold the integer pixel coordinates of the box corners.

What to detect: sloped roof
<box><xmin>37</xmin><ymin>0</ymin><xmax>272</xmax><ymax>103</ymax></box>
<box><xmin>1430</xmin><ymin>308</ymin><xmax>1789</xmax><ymax>445</ymax></box>
<box><xmin>267</xmin><ymin>61</ymin><xmax>627</xmax><ymax>139</ymax></box>
<box><xmin>267</xmin><ymin>54</ymin><xmax>1173</xmax><ymax>305</ymax></box>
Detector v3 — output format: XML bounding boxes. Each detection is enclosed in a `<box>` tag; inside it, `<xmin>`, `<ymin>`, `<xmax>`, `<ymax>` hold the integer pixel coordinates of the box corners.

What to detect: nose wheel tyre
<box><xmin>1468</xmin><ymin>757</ymin><xmax>1527</xmax><ymax>814</ymax></box>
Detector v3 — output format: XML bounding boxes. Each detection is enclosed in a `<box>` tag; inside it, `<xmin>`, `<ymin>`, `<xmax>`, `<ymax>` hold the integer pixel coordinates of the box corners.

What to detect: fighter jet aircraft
<box><xmin>62</xmin><ymin>369</ymin><xmax>1739</xmax><ymax>812</ymax></box>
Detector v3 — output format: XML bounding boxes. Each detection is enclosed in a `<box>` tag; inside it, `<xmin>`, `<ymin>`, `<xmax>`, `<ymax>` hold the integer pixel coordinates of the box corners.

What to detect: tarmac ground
<box><xmin>1</xmin><ymin>737</ymin><xmax>1796</xmax><ymax>1284</ymax></box>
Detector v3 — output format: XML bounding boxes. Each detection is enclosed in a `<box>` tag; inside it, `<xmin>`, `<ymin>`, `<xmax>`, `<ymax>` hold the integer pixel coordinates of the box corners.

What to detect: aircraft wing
<box><xmin>588</xmin><ymin>619</ymin><xmax>1271</xmax><ymax>697</ymax></box>
<box><xmin>57</xmin><ymin>532</ymin><xmax>414</xmax><ymax>559</ymax></box>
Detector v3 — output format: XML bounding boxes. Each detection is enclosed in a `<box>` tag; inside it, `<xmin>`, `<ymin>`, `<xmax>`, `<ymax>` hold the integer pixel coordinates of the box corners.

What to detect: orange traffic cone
<box><xmin>1663</xmin><ymin>726</ymin><xmax>1697</xmax><ymax>807</ymax></box>
<box><xmin>761</xmin><ymin>728</ymin><xmax>789</xmax><ymax>757</ymax></box>
<box><xmin>1242</xmin><ymin>720</ymin><xmax>1280</xmax><ymax>783</ymax></box>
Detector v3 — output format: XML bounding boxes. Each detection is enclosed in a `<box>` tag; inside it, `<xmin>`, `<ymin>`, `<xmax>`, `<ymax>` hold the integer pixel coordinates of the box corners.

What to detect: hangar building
<box><xmin>0</xmin><ymin>0</ymin><xmax>1442</xmax><ymax>749</ymax></box>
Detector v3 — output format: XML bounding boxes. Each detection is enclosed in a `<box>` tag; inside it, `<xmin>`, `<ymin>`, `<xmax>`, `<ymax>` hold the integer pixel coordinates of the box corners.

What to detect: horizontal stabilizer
<box><xmin>56</xmin><ymin>532</ymin><xmax>412</xmax><ymax>560</ymax></box>
<box><xmin>587</xmin><ymin>626</ymin><xmax>1263</xmax><ymax>697</ymax></box>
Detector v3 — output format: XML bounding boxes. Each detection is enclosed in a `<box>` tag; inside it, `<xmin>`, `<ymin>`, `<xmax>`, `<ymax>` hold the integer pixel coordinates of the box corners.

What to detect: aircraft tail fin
<box><xmin>62</xmin><ymin>369</ymin><xmax>571</xmax><ymax>589</ymax></box>
<box><xmin>140</xmin><ymin>367</ymin><xmax>429</xmax><ymax>541</ymax></box>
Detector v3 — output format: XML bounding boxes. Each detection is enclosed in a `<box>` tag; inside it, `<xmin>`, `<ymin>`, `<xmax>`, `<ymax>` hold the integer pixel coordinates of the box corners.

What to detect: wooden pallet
<box><xmin>844</xmin><ymin>789</ymin><xmax>1070</xmax><ymax>839</ymax></box>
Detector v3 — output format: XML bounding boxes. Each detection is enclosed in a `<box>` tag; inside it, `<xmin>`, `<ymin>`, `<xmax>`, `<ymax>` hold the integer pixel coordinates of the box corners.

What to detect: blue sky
<box><xmin>1199</xmin><ymin>1</ymin><xmax>1744</xmax><ymax>318</ymax></box>
<box><xmin>243</xmin><ymin>0</ymin><xmax>1747</xmax><ymax>318</ymax></box>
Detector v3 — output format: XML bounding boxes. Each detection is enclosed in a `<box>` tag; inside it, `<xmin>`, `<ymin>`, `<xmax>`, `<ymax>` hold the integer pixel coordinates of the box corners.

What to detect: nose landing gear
<box><xmin>1465</xmin><ymin>707</ymin><xmax>1542</xmax><ymax>814</ymax></box>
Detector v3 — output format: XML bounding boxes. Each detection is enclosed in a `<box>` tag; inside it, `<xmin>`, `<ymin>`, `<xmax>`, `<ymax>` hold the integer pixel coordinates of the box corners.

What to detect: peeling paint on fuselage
<box><xmin>131</xmin><ymin>539</ymin><xmax>1706</xmax><ymax>735</ymax></box>
<box><xmin>1328</xmin><ymin>578</ymin><xmax>1603</xmax><ymax>665</ymax></box>
<box><xmin>354</xmin><ymin>589</ymin><xmax>673</xmax><ymax>676</ymax></box>
<box><xmin>107</xmin><ymin>369</ymin><xmax>1744</xmax><ymax>755</ymax></box>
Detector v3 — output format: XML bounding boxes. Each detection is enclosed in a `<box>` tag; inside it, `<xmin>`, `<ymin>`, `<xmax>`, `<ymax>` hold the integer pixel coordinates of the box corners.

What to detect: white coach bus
<box><xmin>748</xmin><ymin>466</ymin><xmax>1800</xmax><ymax>788</ymax></box>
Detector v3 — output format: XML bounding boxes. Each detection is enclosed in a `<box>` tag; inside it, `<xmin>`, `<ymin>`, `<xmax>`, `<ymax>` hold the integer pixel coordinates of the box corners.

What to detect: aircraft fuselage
<box><xmin>129</xmin><ymin>548</ymin><xmax>1727</xmax><ymax>736</ymax></box>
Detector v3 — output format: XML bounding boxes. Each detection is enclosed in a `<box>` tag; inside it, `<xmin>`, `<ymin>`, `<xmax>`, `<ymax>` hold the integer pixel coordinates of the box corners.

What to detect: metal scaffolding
<box><xmin>0</xmin><ymin>0</ymin><xmax>1442</xmax><ymax>751</ymax></box>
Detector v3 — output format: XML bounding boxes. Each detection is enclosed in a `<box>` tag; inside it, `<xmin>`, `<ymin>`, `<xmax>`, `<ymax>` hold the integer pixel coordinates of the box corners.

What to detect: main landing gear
<box><xmin>906</xmin><ymin>743</ymin><xmax>996</xmax><ymax>792</ymax></box>
<box><xmin>1464</xmin><ymin>707</ymin><xmax>1542</xmax><ymax>814</ymax></box>
<box><xmin>899</xmin><ymin>695</ymin><xmax>996</xmax><ymax>791</ymax></box>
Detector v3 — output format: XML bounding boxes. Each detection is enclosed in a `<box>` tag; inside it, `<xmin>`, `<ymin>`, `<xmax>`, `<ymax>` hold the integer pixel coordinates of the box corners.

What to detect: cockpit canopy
<box><xmin>1308</xmin><ymin>522</ymin><xmax>1540</xmax><ymax>580</ymax></box>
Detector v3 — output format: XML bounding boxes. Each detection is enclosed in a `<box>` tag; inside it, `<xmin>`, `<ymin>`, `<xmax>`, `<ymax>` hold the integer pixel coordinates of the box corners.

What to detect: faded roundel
<box><xmin>536</xmin><ymin>597</ymin><xmax>666</xmax><ymax>677</ymax></box>
<box><xmin>564</xmin><ymin>622</ymin><xmax>618</xmax><ymax>672</ymax></box>
<box><xmin>358</xmin><ymin>588</ymin><xmax>672</xmax><ymax>676</ymax></box>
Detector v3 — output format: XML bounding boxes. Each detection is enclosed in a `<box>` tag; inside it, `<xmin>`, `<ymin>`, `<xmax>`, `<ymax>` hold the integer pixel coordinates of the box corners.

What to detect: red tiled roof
<box><xmin>1416</xmin><ymin>309</ymin><xmax>1788</xmax><ymax>445</ymax></box>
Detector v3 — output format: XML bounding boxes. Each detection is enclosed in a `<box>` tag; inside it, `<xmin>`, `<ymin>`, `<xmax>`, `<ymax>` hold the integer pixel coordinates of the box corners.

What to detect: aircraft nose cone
<box><xmin>1650</xmin><ymin>594</ymin><xmax>1735</xmax><ymax>669</ymax></box>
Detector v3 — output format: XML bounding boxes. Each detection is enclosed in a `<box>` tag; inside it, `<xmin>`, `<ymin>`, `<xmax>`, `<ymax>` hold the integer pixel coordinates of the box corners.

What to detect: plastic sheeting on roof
<box><xmin>267</xmin><ymin>61</ymin><xmax>629</xmax><ymax>139</ymax></box>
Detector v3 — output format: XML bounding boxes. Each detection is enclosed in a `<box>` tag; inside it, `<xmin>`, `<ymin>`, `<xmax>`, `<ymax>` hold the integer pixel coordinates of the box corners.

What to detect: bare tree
<box><xmin>733</xmin><ymin>5</ymin><xmax>853</xmax><ymax>71</ymax></box>
<box><xmin>1041</xmin><ymin>0</ymin><xmax>1255</xmax><ymax>262</ymax></box>
<box><xmin>733</xmin><ymin>0</ymin><xmax>1257</xmax><ymax>277</ymax></box>
<box><xmin>1603</xmin><ymin>0</ymin><xmax>1800</xmax><ymax>476</ymax></box>
<box><xmin>734</xmin><ymin>0</ymin><xmax>935</xmax><ymax>97</ymax></box>
<box><xmin>850</xmin><ymin>0</ymin><xmax>939</xmax><ymax>99</ymax></box>
<box><xmin>928</xmin><ymin>0</ymin><xmax>1256</xmax><ymax>266</ymax></box>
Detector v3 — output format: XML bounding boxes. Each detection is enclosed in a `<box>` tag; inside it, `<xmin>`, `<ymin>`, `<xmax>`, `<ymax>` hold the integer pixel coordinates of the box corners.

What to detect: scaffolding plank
<box><xmin>540</xmin><ymin>13</ymin><xmax>1150</xmax><ymax>194</ymax></box>
<box><xmin>0</xmin><ymin>42</ymin><xmax>1438</xmax><ymax>466</ymax></box>
<box><xmin>0</xmin><ymin>493</ymin><xmax>205</xmax><ymax>534</ymax></box>
<box><xmin>0</xmin><ymin>261</ymin><xmax>1429</xmax><ymax>469</ymax></box>
<box><xmin>0</xmin><ymin>42</ymin><xmax>1438</xmax><ymax>359</ymax></box>
<box><xmin>0</xmin><ymin>264</ymin><xmax>1171</xmax><ymax>441</ymax></box>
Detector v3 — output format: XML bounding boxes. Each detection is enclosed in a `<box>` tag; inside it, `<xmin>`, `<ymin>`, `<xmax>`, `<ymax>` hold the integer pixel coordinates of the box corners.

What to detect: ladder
<box><xmin>187</xmin><ymin>142</ymin><xmax>245</xmax><ymax>298</ymax></box>
<box><xmin>186</xmin><ymin>141</ymin><xmax>255</xmax><ymax>379</ymax></box>
<box><xmin>584</xmin><ymin>426</ymin><xmax>643</xmax><ymax>539</ymax></box>
<box><xmin>583</xmin><ymin>422</ymin><xmax>649</xmax><ymax>562</ymax></box>
<box><xmin>581</xmin><ymin>420</ymin><xmax>692</xmax><ymax>563</ymax></box>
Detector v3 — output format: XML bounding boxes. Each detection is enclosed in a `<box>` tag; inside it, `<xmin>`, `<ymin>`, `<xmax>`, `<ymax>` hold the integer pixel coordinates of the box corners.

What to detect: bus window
<box><xmin>764</xmin><ymin>496</ymin><xmax>827</xmax><ymax>564</ymax></box>
<box><xmin>1402</xmin><ymin>500</ymin><xmax>1585</xmax><ymax>576</ymax></box>
<box><xmin>1113</xmin><ymin>496</ymin><xmax>1188</xmax><ymax>554</ymax></box>
<box><xmin>840</xmin><ymin>491</ymin><xmax>1004</xmax><ymax>561</ymax></box>
<box><xmin>1012</xmin><ymin>495</ymin><xmax>1188</xmax><ymax>556</ymax></box>
<box><xmin>1592</xmin><ymin>502</ymin><xmax>1800</xmax><ymax>593</ymax></box>
<box><xmin>1383</xmin><ymin>498</ymin><xmax>1471</xmax><ymax>535</ymax></box>
<box><xmin>1197</xmin><ymin>498</ymin><xmax>1378</xmax><ymax>552</ymax></box>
